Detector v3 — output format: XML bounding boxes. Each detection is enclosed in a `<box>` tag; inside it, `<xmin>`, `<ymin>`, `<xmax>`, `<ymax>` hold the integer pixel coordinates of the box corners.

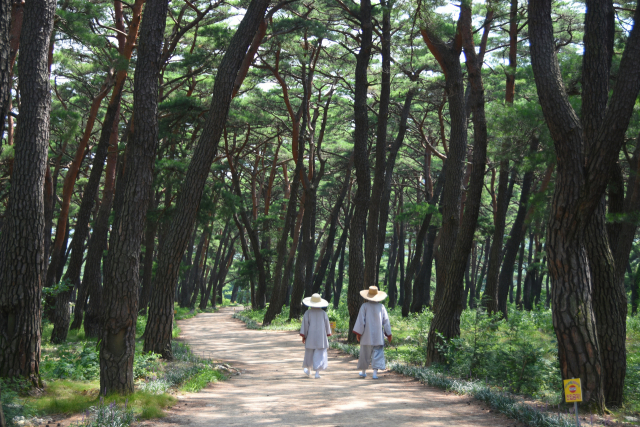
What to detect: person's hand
<box><xmin>356</xmin><ymin>334</ymin><xmax>360</xmax><ymax>342</ymax></box>
<box><xmin>300</xmin><ymin>334</ymin><xmax>306</xmax><ymax>344</ymax></box>
<box><xmin>387</xmin><ymin>335</ymin><xmax>392</xmax><ymax>343</ymax></box>
<box><xmin>327</xmin><ymin>334</ymin><xmax>332</xmax><ymax>337</ymax></box>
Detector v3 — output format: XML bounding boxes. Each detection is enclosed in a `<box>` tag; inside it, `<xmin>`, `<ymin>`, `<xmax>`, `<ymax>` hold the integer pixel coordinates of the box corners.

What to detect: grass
<box><xmin>28</xmin><ymin>380</ymin><xmax>176</xmax><ymax>420</ymax></box>
<box><xmin>2</xmin><ymin>303</ymin><xmax>227</xmax><ymax>427</ymax></box>
<box><xmin>391</xmin><ymin>363</ymin><xmax>575</xmax><ymax>427</ymax></box>
<box><xmin>233</xmin><ymin>306</ymin><xmax>301</xmax><ymax>331</ymax></box>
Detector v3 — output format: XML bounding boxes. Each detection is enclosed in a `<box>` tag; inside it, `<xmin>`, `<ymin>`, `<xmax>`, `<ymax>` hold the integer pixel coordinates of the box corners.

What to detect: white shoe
<box><xmin>372</xmin><ymin>370</ymin><xmax>379</xmax><ymax>379</ymax></box>
<box><xmin>315</xmin><ymin>372</ymin><xmax>321</xmax><ymax>379</ymax></box>
<box><xmin>359</xmin><ymin>371</ymin><xmax>367</xmax><ymax>378</ymax></box>
<box><xmin>303</xmin><ymin>368</ymin><xmax>310</xmax><ymax>377</ymax></box>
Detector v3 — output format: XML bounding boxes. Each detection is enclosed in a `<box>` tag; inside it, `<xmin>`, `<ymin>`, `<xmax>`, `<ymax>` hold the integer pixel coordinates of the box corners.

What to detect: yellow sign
<box><xmin>563</xmin><ymin>378</ymin><xmax>582</xmax><ymax>403</ymax></box>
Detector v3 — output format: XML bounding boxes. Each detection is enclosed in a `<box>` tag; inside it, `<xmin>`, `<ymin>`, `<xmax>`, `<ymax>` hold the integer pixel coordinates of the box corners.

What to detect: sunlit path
<box><xmin>143</xmin><ymin>307</ymin><xmax>518</xmax><ymax>427</ymax></box>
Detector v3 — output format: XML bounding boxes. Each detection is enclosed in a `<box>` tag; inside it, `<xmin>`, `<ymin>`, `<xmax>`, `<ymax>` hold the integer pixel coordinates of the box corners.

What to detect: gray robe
<box><xmin>352</xmin><ymin>301</ymin><xmax>392</xmax><ymax>346</ymax></box>
<box><xmin>300</xmin><ymin>308</ymin><xmax>331</xmax><ymax>349</ymax></box>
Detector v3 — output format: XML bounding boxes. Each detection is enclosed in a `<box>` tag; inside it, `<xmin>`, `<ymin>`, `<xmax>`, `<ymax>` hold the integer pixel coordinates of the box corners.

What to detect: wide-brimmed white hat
<box><xmin>303</xmin><ymin>293</ymin><xmax>329</xmax><ymax>308</ymax></box>
<box><xmin>360</xmin><ymin>286</ymin><xmax>387</xmax><ymax>302</ymax></box>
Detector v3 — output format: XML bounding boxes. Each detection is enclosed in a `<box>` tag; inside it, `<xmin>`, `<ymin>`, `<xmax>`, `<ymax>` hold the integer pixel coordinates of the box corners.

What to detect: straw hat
<box><xmin>303</xmin><ymin>293</ymin><xmax>329</xmax><ymax>308</ymax></box>
<box><xmin>360</xmin><ymin>286</ymin><xmax>387</xmax><ymax>302</ymax></box>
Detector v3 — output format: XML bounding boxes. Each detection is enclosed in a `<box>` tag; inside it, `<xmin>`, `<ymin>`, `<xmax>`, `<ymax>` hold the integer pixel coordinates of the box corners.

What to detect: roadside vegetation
<box><xmin>235</xmin><ymin>301</ymin><xmax>640</xmax><ymax>426</ymax></box>
<box><xmin>1</xmin><ymin>305</ymin><xmax>227</xmax><ymax>427</ymax></box>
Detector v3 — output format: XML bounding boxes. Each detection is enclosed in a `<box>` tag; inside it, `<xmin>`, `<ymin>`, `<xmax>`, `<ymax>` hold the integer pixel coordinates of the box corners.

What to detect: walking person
<box><xmin>300</xmin><ymin>293</ymin><xmax>332</xmax><ymax>378</ymax></box>
<box><xmin>353</xmin><ymin>286</ymin><xmax>392</xmax><ymax>379</ymax></box>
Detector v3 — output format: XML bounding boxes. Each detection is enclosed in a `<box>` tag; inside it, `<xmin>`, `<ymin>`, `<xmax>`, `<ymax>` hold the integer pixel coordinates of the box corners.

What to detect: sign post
<box><xmin>563</xmin><ymin>378</ymin><xmax>582</xmax><ymax>426</ymax></box>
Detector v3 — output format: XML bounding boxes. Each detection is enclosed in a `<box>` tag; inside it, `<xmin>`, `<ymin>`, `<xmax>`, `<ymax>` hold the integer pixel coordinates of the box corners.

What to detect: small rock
<box><xmin>625</xmin><ymin>416</ymin><xmax>639</xmax><ymax>422</ymax></box>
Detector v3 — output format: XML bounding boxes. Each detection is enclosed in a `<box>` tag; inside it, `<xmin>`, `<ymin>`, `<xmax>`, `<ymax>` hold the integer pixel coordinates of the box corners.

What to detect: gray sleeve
<box><xmin>382</xmin><ymin>305</ymin><xmax>392</xmax><ymax>336</ymax></box>
<box><xmin>353</xmin><ymin>304</ymin><xmax>366</xmax><ymax>335</ymax></box>
<box><xmin>300</xmin><ymin>311</ymin><xmax>308</xmax><ymax>336</ymax></box>
<box><xmin>324</xmin><ymin>312</ymin><xmax>331</xmax><ymax>335</ymax></box>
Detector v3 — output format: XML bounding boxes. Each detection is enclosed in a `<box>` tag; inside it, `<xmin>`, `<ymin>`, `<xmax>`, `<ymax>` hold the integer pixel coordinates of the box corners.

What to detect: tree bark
<box><xmin>497</xmin><ymin>136</ymin><xmax>539</xmax><ymax>317</ymax></box>
<box><xmin>139</xmin><ymin>192</ymin><xmax>160</xmax><ymax>315</ymax></box>
<box><xmin>100</xmin><ymin>0</ymin><xmax>168</xmax><ymax>394</ymax></box>
<box><xmin>67</xmin><ymin>0</ymin><xmax>144</xmax><ymax>335</ymax></box>
<box><xmin>0</xmin><ymin>0</ymin><xmax>11</xmax><ymax>141</ymax></box>
<box><xmin>403</xmin><ymin>167</ymin><xmax>445</xmax><ymax>316</ymax></box>
<box><xmin>420</xmin><ymin>23</ymin><xmax>466</xmax><ymax>314</ymax></box>
<box><xmin>346</xmin><ymin>0</ymin><xmax>372</xmax><ymax>342</ymax></box>
<box><xmin>144</xmin><ymin>0</ymin><xmax>271</xmax><ymax>358</ymax></box>
<box><xmin>364</xmin><ymin>0</ymin><xmax>391</xmax><ymax>289</ymax></box>
<box><xmin>482</xmin><ymin>160</ymin><xmax>510</xmax><ymax>314</ymax></box>
<box><xmin>0</xmin><ymin>0</ymin><xmax>55</xmax><ymax>383</ymax></box>
<box><xmin>529</xmin><ymin>0</ymin><xmax>640</xmax><ymax>408</ymax></box>
<box><xmin>426</xmin><ymin>6</ymin><xmax>487</xmax><ymax>365</ymax></box>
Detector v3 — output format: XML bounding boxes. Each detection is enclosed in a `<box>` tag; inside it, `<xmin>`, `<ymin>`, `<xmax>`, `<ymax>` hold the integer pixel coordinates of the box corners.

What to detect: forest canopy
<box><xmin>0</xmin><ymin>0</ymin><xmax>639</xmax><ymax>417</ymax></box>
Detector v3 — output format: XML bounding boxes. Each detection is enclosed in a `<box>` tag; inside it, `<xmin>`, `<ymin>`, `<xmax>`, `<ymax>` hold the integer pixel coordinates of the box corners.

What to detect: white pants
<box><xmin>357</xmin><ymin>345</ymin><xmax>385</xmax><ymax>370</ymax></box>
<box><xmin>302</xmin><ymin>348</ymin><xmax>328</xmax><ymax>371</ymax></box>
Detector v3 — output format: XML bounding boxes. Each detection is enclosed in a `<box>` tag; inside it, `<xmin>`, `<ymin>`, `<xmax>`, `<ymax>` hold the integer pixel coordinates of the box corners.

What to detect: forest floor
<box><xmin>142</xmin><ymin>307</ymin><xmax>519</xmax><ymax>427</ymax></box>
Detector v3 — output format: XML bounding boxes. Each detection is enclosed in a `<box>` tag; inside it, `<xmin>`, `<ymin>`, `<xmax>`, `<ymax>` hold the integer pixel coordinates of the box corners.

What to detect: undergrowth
<box><xmin>391</xmin><ymin>363</ymin><xmax>574</xmax><ymax>427</ymax></box>
<box><xmin>1</xmin><ymin>306</ymin><xmax>225</xmax><ymax>427</ymax></box>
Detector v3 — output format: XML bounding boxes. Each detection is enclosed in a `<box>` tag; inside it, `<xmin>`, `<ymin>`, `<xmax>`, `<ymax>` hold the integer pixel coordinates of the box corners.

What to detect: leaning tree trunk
<box><xmin>0</xmin><ymin>0</ymin><xmax>55</xmax><ymax>383</ymax></box>
<box><xmin>143</xmin><ymin>0</ymin><xmax>271</xmax><ymax>359</ymax></box>
<box><xmin>403</xmin><ymin>169</ymin><xmax>445</xmax><ymax>317</ymax></box>
<box><xmin>364</xmin><ymin>0</ymin><xmax>391</xmax><ymax>289</ymax></box>
<box><xmin>346</xmin><ymin>0</ymin><xmax>372</xmax><ymax>342</ymax></box>
<box><xmin>420</xmin><ymin>25</ymin><xmax>467</xmax><ymax>314</ymax></box>
<box><xmin>263</xmin><ymin>165</ymin><xmax>302</xmax><ymax>325</ymax></box>
<box><xmin>482</xmin><ymin>160</ymin><xmax>510</xmax><ymax>314</ymax></box>
<box><xmin>79</xmin><ymin>121</ymin><xmax>126</xmax><ymax>338</ymax></box>
<box><xmin>50</xmin><ymin>0</ymin><xmax>144</xmax><ymax>339</ymax></box>
<box><xmin>529</xmin><ymin>0</ymin><xmax>640</xmax><ymax>409</ymax></box>
<box><xmin>426</xmin><ymin>7</ymin><xmax>487</xmax><ymax>365</ymax></box>
<box><xmin>139</xmin><ymin>193</ymin><xmax>160</xmax><ymax>315</ymax></box>
<box><xmin>99</xmin><ymin>0</ymin><xmax>168</xmax><ymax>395</ymax></box>
<box><xmin>497</xmin><ymin>136</ymin><xmax>539</xmax><ymax>317</ymax></box>
<box><xmin>290</xmin><ymin>186</ymin><xmax>315</xmax><ymax>320</ymax></box>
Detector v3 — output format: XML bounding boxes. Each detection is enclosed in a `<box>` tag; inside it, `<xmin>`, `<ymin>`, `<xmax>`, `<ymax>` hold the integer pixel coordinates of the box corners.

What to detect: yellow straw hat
<box><xmin>303</xmin><ymin>293</ymin><xmax>329</xmax><ymax>308</ymax></box>
<box><xmin>360</xmin><ymin>286</ymin><xmax>387</xmax><ymax>302</ymax></box>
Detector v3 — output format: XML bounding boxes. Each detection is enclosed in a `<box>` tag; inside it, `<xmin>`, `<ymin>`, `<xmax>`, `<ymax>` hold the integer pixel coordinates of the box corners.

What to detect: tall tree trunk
<box><xmin>44</xmin><ymin>83</ymin><xmax>110</xmax><ymax>294</ymax></box>
<box><xmin>365</xmin><ymin>0</ymin><xmax>391</xmax><ymax>288</ymax></box>
<box><xmin>375</xmin><ymin>90</ymin><xmax>416</xmax><ymax>278</ymax></box>
<box><xmin>0</xmin><ymin>0</ymin><xmax>55</xmax><ymax>383</ymax></box>
<box><xmin>388</xmin><ymin>223</ymin><xmax>399</xmax><ymax>309</ymax></box>
<box><xmin>139</xmin><ymin>192</ymin><xmax>160</xmax><ymax>315</ymax></box>
<box><xmin>100</xmin><ymin>0</ymin><xmax>168</xmax><ymax>395</ymax></box>
<box><xmin>311</xmin><ymin>161</ymin><xmax>352</xmax><ymax>294</ymax></box>
<box><xmin>180</xmin><ymin>231</ymin><xmax>205</xmax><ymax>307</ymax></box>
<box><xmin>334</xmin><ymin>231</ymin><xmax>347</xmax><ymax>309</ymax></box>
<box><xmin>426</xmin><ymin>7</ymin><xmax>488</xmax><ymax>365</ymax></box>
<box><xmin>404</xmin><ymin>169</ymin><xmax>445</xmax><ymax>316</ymax></box>
<box><xmin>0</xmin><ymin>0</ymin><xmax>11</xmax><ymax>142</ymax></box>
<box><xmin>529</xmin><ymin>0</ymin><xmax>640</xmax><ymax>408</ymax></box>
<box><xmin>346</xmin><ymin>0</ymin><xmax>372</xmax><ymax>342</ymax></box>
<box><xmin>67</xmin><ymin>0</ymin><xmax>144</xmax><ymax>334</ymax></box>
<box><xmin>420</xmin><ymin>24</ymin><xmax>466</xmax><ymax>314</ymax></box>
<box><xmin>497</xmin><ymin>136</ymin><xmax>539</xmax><ymax>317</ymax></box>
<box><xmin>515</xmin><ymin>239</ymin><xmax>524</xmax><ymax>308</ymax></box>
<box><xmin>263</xmin><ymin>164</ymin><xmax>303</xmax><ymax>324</ymax></box>
<box><xmin>482</xmin><ymin>160</ymin><xmax>510</xmax><ymax>314</ymax></box>
<box><xmin>80</xmin><ymin>122</ymin><xmax>126</xmax><ymax>338</ymax></box>
<box><xmin>144</xmin><ymin>0</ymin><xmax>271</xmax><ymax>358</ymax></box>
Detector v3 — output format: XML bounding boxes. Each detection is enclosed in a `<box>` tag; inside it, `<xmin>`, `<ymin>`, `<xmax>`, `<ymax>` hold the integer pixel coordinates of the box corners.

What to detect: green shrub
<box><xmin>0</xmin><ymin>378</ymin><xmax>37</xmax><ymax>426</ymax></box>
<box><xmin>74</xmin><ymin>397</ymin><xmax>135</xmax><ymax>427</ymax></box>
<box><xmin>181</xmin><ymin>368</ymin><xmax>224</xmax><ymax>392</ymax></box>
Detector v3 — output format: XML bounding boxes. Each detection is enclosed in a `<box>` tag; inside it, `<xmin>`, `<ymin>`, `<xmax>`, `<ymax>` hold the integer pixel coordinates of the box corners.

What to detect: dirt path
<box><xmin>145</xmin><ymin>307</ymin><xmax>520</xmax><ymax>427</ymax></box>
